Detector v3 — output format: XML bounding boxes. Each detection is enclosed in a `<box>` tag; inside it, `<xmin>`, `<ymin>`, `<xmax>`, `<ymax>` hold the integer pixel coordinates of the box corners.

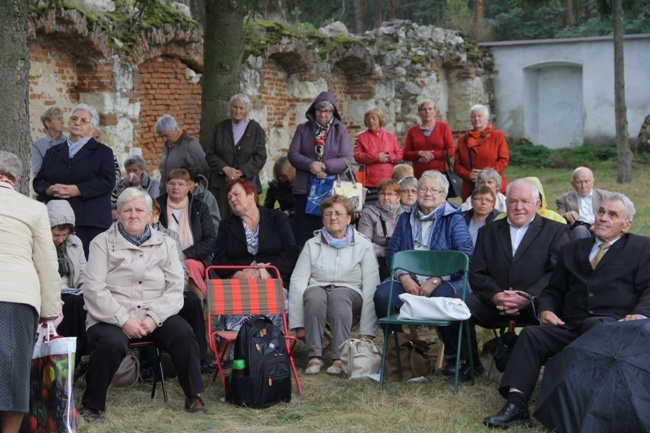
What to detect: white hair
<box><xmin>71</xmin><ymin>103</ymin><xmax>100</xmax><ymax>129</ymax></box>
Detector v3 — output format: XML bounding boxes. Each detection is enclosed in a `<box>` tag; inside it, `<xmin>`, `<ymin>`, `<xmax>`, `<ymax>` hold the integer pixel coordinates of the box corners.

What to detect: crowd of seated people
<box><xmin>23</xmin><ymin>95</ymin><xmax>647</xmax><ymax>431</ymax></box>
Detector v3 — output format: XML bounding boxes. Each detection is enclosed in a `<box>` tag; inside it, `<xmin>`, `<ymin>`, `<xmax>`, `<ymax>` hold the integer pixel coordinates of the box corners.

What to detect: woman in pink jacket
<box><xmin>354</xmin><ymin>108</ymin><xmax>402</xmax><ymax>204</ymax></box>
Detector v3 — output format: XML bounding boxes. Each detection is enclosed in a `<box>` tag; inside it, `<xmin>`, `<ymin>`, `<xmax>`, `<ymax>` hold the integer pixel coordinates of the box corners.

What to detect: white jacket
<box><xmin>0</xmin><ymin>183</ymin><xmax>60</xmax><ymax>317</ymax></box>
<box><xmin>289</xmin><ymin>229</ymin><xmax>380</xmax><ymax>336</ymax></box>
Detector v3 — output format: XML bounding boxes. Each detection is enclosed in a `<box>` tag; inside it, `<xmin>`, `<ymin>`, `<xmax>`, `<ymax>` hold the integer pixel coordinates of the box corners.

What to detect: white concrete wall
<box><xmin>485</xmin><ymin>36</ymin><xmax>650</xmax><ymax>148</ymax></box>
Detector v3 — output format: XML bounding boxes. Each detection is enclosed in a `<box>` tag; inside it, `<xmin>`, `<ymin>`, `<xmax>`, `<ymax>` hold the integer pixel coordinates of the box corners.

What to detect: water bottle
<box><xmin>232</xmin><ymin>359</ymin><xmax>247</xmax><ymax>377</ymax></box>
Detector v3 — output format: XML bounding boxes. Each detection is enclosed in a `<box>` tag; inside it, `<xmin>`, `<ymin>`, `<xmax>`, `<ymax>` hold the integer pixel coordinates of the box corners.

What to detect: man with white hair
<box><xmin>556</xmin><ymin>166</ymin><xmax>611</xmax><ymax>239</ymax></box>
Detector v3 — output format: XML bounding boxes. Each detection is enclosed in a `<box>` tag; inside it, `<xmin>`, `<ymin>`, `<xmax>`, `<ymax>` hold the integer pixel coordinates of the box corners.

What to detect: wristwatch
<box><xmin>431</xmin><ymin>277</ymin><xmax>440</xmax><ymax>285</ymax></box>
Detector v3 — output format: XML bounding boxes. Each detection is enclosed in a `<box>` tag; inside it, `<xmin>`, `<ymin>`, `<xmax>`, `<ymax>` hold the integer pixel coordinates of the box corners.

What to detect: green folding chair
<box><xmin>378</xmin><ymin>250</ymin><xmax>474</xmax><ymax>393</ymax></box>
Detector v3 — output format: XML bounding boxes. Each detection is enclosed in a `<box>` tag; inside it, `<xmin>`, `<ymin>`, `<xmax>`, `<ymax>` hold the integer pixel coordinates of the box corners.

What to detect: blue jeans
<box><xmin>374</xmin><ymin>279</ymin><xmax>457</xmax><ymax>357</ymax></box>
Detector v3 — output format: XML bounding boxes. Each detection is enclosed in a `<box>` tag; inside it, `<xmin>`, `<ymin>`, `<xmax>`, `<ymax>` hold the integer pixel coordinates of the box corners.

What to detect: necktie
<box><xmin>590</xmin><ymin>242</ymin><xmax>611</xmax><ymax>269</ymax></box>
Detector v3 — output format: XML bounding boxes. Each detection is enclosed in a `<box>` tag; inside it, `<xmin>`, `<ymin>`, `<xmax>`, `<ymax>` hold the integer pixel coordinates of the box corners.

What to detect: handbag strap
<box><xmin>442</xmin><ymin>148</ymin><xmax>453</xmax><ymax>172</ymax></box>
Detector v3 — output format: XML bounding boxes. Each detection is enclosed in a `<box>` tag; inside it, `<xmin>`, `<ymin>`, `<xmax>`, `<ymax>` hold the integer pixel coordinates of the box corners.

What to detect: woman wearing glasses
<box><xmin>373</xmin><ymin>170</ymin><xmax>473</xmax><ymax>372</ymax></box>
<box><xmin>462</xmin><ymin>185</ymin><xmax>500</xmax><ymax>246</ymax></box>
<box><xmin>357</xmin><ymin>179</ymin><xmax>404</xmax><ymax>280</ymax></box>
<box><xmin>289</xmin><ymin>195</ymin><xmax>380</xmax><ymax>376</ymax></box>
<box><xmin>34</xmin><ymin>103</ymin><xmax>115</xmax><ymax>257</ymax></box>
<box><xmin>288</xmin><ymin>91</ymin><xmax>352</xmax><ymax>246</ymax></box>
<box><xmin>156</xmin><ymin>168</ymin><xmax>217</xmax><ymax>301</ymax></box>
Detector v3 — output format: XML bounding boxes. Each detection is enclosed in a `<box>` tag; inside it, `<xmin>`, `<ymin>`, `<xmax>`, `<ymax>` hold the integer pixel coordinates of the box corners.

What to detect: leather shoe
<box><xmin>452</xmin><ymin>362</ymin><xmax>484</xmax><ymax>383</ymax></box>
<box><xmin>79</xmin><ymin>406</ymin><xmax>104</xmax><ymax>423</ymax></box>
<box><xmin>483</xmin><ymin>402</ymin><xmax>532</xmax><ymax>429</ymax></box>
<box><xmin>441</xmin><ymin>359</ymin><xmax>458</xmax><ymax>376</ymax></box>
<box><xmin>185</xmin><ymin>395</ymin><xmax>208</xmax><ymax>414</ymax></box>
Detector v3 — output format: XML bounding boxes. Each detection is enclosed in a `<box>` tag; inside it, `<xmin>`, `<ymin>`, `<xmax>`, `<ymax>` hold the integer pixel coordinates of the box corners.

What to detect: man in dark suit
<box><xmin>483</xmin><ymin>192</ymin><xmax>650</xmax><ymax>429</ymax></box>
<box><xmin>556</xmin><ymin>166</ymin><xmax>611</xmax><ymax>239</ymax></box>
<box><xmin>448</xmin><ymin>178</ymin><xmax>570</xmax><ymax>380</ymax></box>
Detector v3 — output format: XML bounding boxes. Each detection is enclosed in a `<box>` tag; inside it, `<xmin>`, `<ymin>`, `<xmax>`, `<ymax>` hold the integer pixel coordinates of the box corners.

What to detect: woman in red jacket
<box><xmin>354</xmin><ymin>108</ymin><xmax>402</xmax><ymax>204</ymax></box>
<box><xmin>402</xmin><ymin>99</ymin><xmax>454</xmax><ymax>179</ymax></box>
<box><xmin>455</xmin><ymin>104</ymin><xmax>509</xmax><ymax>201</ymax></box>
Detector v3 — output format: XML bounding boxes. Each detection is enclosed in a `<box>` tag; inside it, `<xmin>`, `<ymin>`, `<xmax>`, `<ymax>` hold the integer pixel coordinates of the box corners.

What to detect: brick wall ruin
<box><xmin>28</xmin><ymin>10</ymin><xmax>491</xmax><ymax>183</ymax></box>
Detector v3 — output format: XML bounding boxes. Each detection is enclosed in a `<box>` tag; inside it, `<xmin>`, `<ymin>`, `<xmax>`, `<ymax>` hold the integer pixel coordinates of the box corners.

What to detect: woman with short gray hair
<box><xmin>156</xmin><ymin>114</ymin><xmax>209</xmax><ymax>185</ymax></box>
<box><xmin>455</xmin><ymin>103</ymin><xmax>509</xmax><ymax>201</ymax></box>
<box><xmin>34</xmin><ymin>103</ymin><xmax>115</xmax><ymax>257</ymax></box>
<box><xmin>374</xmin><ymin>169</ymin><xmax>473</xmax><ymax>372</ymax></box>
<box><xmin>460</xmin><ymin>167</ymin><xmax>507</xmax><ymax>212</ymax></box>
<box><xmin>116</xmin><ymin>155</ymin><xmax>160</xmax><ymax>198</ymax></box>
<box><xmin>206</xmin><ymin>93</ymin><xmax>267</xmax><ymax>218</ymax></box>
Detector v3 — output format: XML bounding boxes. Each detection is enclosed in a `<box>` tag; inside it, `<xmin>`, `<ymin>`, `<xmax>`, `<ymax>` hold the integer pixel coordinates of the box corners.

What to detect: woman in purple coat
<box><xmin>288</xmin><ymin>92</ymin><xmax>353</xmax><ymax>245</ymax></box>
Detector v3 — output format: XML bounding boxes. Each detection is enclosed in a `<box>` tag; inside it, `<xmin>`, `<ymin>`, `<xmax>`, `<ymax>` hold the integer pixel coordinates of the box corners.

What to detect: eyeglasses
<box><xmin>472</xmin><ymin>197</ymin><xmax>495</xmax><ymax>204</ymax></box>
<box><xmin>316</xmin><ymin>109</ymin><xmax>333</xmax><ymax>114</ymax></box>
<box><xmin>418</xmin><ymin>187</ymin><xmax>443</xmax><ymax>196</ymax></box>
<box><xmin>323</xmin><ymin>211</ymin><xmax>348</xmax><ymax>219</ymax></box>
<box><xmin>401</xmin><ymin>188</ymin><xmax>417</xmax><ymax>194</ymax></box>
<box><xmin>167</xmin><ymin>181</ymin><xmax>188</xmax><ymax>188</ymax></box>
<box><xmin>379</xmin><ymin>192</ymin><xmax>397</xmax><ymax>197</ymax></box>
<box><xmin>69</xmin><ymin>116</ymin><xmax>91</xmax><ymax>125</ymax></box>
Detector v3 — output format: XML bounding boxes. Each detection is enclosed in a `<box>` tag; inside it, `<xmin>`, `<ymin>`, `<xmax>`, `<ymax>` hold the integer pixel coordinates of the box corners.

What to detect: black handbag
<box><xmin>443</xmin><ymin>149</ymin><xmax>462</xmax><ymax>198</ymax></box>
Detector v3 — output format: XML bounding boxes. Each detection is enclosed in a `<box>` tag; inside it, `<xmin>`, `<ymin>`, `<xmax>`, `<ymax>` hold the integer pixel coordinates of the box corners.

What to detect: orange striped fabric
<box><xmin>206</xmin><ymin>278</ymin><xmax>284</xmax><ymax>316</ymax></box>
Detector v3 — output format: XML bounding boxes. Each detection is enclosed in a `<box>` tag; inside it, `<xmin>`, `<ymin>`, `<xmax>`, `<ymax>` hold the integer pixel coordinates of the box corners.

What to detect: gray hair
<box><xmin>603</xmin><ymin>192</ymin><xmax>636</xmax><ymax>221</ymax></box>
<box><xmin>71</xmin><ymin>103</ymin><xmax>100</xmax><ymax>129</ymax></box>
<box><xmin>506</xmin><ymin>178</ymin><xmax>539</xmax><ymax>201</ymax></box>
<box><xmin>398</xmin><ymin>175</ymin><xmax>418</xmax><ymax>190</ymax></box>
<box><xmin>229</xmin><ymin>93</ymin><xmax>251</xmax><ymax>110</ymax></box>
<box><xmin>154</xmin><ymin>114</ymin><xmax>180</xmax><ymax>134</ymax></box>
<box><xmin>124</xmin><ymin>155</ymin><xmax>146</xmax><ymax>170</ymax></box>
<box><xmin>117</xmin><ymin>187</ymin><xmax>152</xmax><ymax>212</ymax></box>
<box><xmin>419</xmin><ymin>170</ymin><xmax>449</xmax><ymax>195</ymax></box>
<box><xmin>314</xmin><ymin>100</ymin><xmax>334</xmax><ymax>111</ymax></box>
<box><xmin>0</xmin><ymin>151</ymin><xmax>23</xmax><ymax>180</ymax></box>
<box><xmin>470</xmin><ymin>104</ymin><xmax>489</xmax><ymax>118</ymax></box>
<box><xmin>477</xmin><ymin>168</ymin><xmax>502</xmax><ymax>190</ymax></box>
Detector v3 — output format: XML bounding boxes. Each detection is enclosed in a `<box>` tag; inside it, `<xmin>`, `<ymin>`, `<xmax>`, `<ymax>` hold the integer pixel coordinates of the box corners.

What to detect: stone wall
<box><xmin>27</xmin><ymin>11</ymin><xmax>491</xmax><ymax>183</ymax></box>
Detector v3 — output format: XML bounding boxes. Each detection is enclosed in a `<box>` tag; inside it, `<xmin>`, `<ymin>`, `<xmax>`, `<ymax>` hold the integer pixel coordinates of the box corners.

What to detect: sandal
<box><xmin>305</xmin><ymin>358</ymin><xmax>323</xmax><ymax>375</ymax></box>
<box><xmin>326</xmin><ymin>360</ymin><xmax>343</xmax><ymax>376</ymax></box>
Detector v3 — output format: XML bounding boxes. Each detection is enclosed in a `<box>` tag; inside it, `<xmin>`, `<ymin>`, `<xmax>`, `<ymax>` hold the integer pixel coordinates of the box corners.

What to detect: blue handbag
<box><xmin>305</xmin><ymin>174</ymin><xmax>335</xmax><ymax>216</ymax></box>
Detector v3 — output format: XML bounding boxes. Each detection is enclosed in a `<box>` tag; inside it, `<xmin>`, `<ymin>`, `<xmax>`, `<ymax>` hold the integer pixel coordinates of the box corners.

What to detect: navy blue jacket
<box><xmin>386</xmin><ymin>201</ymin><xmax>474</xmax><ymax>294</ymax></box>
<box><xmin>34</xmin><ymin>138</ymin><xmax>114</xmax><ymax>229</ymax></box>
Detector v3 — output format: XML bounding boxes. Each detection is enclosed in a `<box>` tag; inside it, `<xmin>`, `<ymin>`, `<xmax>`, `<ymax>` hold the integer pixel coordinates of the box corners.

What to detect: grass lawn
<box><xmin>78</xmin><ymin>161</ymin><xmax>649</xmax><ymax>432</ymax></box>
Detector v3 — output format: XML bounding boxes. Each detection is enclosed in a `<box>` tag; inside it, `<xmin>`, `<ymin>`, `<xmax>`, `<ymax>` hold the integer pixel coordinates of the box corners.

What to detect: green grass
<box><xmin>79</xmin><ymin>155</ymin><xmax>649</xmax><ymax>432</ymax></box>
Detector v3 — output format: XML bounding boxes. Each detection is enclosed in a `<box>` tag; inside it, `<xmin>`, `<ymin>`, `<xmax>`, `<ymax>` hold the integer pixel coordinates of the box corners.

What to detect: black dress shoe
<box><xmin>201</xmin><ymin>360</ymin><xmax>216</xmax><ymax>375</ymax></box>
<box><xmin>453</xmin><ymin>362</ymin><xmax>484</xmax><ymax>383</ymax></box>
<box><xmin>441</xmin><ymin>359</ymin><xmax>458</xmax><ymax>376</ymax></box>
<box><xmin>483</xmin><ymin>402</ymin><xmax>532</xmax><ymax>429</ymax></box>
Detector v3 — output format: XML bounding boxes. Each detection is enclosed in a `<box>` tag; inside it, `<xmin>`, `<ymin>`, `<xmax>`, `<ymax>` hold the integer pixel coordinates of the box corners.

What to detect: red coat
<box><xmin>402</xmin><ymin>121</ymin><xmax>454</xmax><ymax>179</ymax></box>
<box><xmin>353</xmin><ymin>128</ymin><xmax>403</xmax><ymax>188</ymax></box>
<box><xmin>455</xmin><ymin>125</ymin><xmax>509</xmax><ymax>201</ymax></box>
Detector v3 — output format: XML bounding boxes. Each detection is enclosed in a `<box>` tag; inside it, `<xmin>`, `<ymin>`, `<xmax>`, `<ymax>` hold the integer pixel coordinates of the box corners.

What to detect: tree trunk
<box><xmin>200</xmin><ymin>0</ymin><xmax>246</xmax><ymax>148</ymax></box>
<box><xmin>375</xmin><ymin>0</ymin><xmax>383</xmax><ymax>27</ymax></box>
<box><xmin>0</xmin><ymin>0</ymin><xmax>30</xmax><ymax>194</ymax></box>
<box><xmin>352</xmin><ymin>0</ymin><xmax>364</xmax><ymax>33</ymax></box>
<box><xmin>475</xmin><ymin>0</ymin><xmax>484</xmax><ymax>25</ymax></box>
<box><xmin>390</xmin><ymin>0</ymin><xmax>400</xmax><ymax>19</ymax></box>
<box><xmin>566</xmin><ymin>0</ymin><xmax>575</xmax><ymax>27</ymax></box>
<box><xmin>613</xmin><ymin>0</ymin><xmax>632</xmax><ymax>183</ymax></box>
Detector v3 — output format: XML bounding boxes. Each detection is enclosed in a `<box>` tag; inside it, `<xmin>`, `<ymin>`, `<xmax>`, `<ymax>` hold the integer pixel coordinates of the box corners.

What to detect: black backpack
<box><xmin>226</xmin><ymin>315</ymin><xmax>292</xmax><ymax>408</ymax></box>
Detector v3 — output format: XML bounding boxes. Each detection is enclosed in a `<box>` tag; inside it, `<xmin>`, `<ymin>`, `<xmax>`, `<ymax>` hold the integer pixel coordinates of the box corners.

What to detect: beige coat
<box><xmin>84</xmin><ymin>223</ymin><xmax>184</xmax><ymax>329</ymax></box>
<box><xmin>0</xmin><ymin>183</ymin><xmax>60</xmax><ymax>317</ymax></box>
<box><xmin>63</xmin><ymin>234</ymin><xmax>86</xmax><ymax>288</ymax></box>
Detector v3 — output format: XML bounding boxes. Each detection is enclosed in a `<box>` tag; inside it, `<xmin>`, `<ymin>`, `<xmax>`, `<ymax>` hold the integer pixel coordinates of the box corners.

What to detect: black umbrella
<box><xmin>534</xmin><ymin>320</ymin><xmax>650</xmax><ymax>433</ymax></box>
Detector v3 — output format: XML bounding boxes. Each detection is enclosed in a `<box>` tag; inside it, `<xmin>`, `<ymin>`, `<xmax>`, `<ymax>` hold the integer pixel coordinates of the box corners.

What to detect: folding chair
<box><xmin>129</xmin><ymin>340</ymin><xmax>168</xmax><ymax>402</ymax></box>
<box><xmin>378</xmin><ymin>250</ymin><xmax>473</xmax><ymax>393</ymax></box>
<box><xmin>205</xmin><ymin>265</ymin><xmax>302</xmax><ymax>395</ymax></box>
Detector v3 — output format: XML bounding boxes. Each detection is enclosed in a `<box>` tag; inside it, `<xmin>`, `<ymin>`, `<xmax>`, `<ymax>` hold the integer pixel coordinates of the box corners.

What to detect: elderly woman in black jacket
<box><xmin>156</xmin><ymin>168</ymin><xmax>217</xmax><ymax>301</ymax></box>
<box><xmin>34</xmin><ymin>103</ymin><xmax>115</xmax><ymax>258</ymax></box>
